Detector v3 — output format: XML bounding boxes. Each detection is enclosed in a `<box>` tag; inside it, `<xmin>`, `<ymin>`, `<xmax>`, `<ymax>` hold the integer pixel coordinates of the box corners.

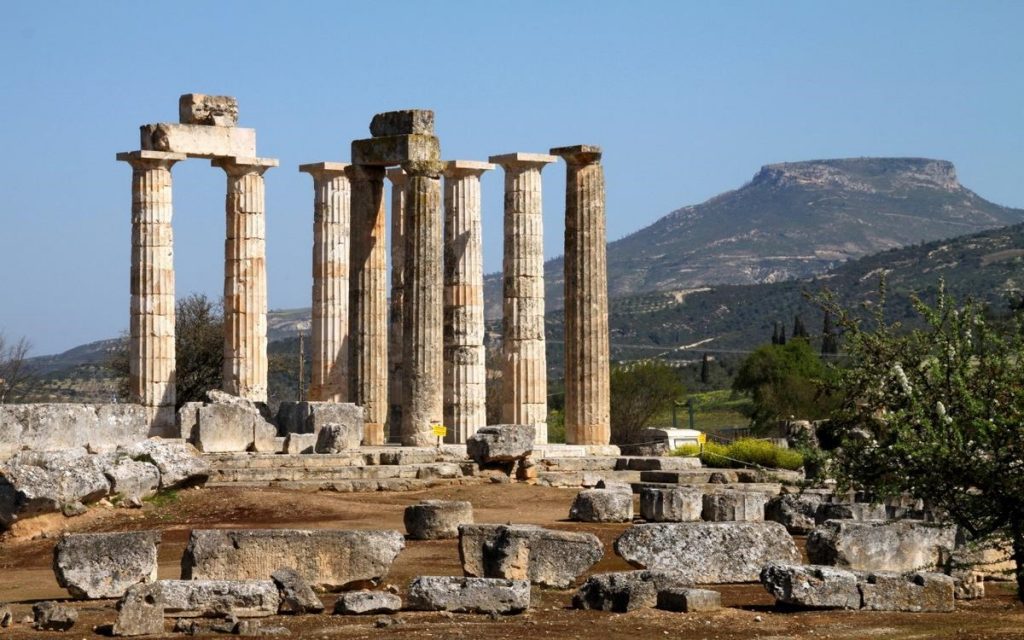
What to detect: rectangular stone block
<box><xmin>351</xmin><ymin>134</ymin><xmax>440</xmax><ymax>166</ymax></box>
<box><xmin>859</xmin><ymin>572</ymin><xmax>955</xmax><ymax>613</ymax></box>
<box><xmin>195</xmin><ymin>404</ymin><xmax>255</xmax><ymax>453</ymax></box>
<box><xmin>285</xmin><ymin>433</ymin><xmax>316</xmax><ymax>454</ymax></box>
<box><xmin>640</xmin><ymin>487</ymin><xmax>703</xmax><ymax>522</ymax></box>
<box><xmin>0</xmin><ymin>403</ymin><xmax>151</xmax><ymax>461</ymax></box>
<box><xmin>139</xmin><ymin>580</ymin><xmax>279</xmax><ymax>618</ymax></box>
<box><xmin>179</xmin><ymin>94</ymin><xmax>239</xmax><ymax>127</ymax></box>
<box><xmin>140</xmin><ymin>123</ymin><xmax>256</xmax><ymax>159</ymax></box>
<box><xmin>656</xmin><ymin>587</ymin><xmax>721</xmax><ymax>612</ymax></box>
<box><xmin>369</xmin><ymin>110</ymin><xmax>434</xmax><ymax>137</ymax></box>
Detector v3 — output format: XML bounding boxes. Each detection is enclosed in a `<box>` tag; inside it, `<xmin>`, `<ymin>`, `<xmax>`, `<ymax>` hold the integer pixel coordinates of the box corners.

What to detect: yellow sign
<box><xmin>697</xmin><ymin>432</ymin><xmax>707</xmax><ymax>444</ymax></box>
<box><xmin>432</xmin><ymin>424</ymin><xmax>448</xmax><ymax>438</ymax></box>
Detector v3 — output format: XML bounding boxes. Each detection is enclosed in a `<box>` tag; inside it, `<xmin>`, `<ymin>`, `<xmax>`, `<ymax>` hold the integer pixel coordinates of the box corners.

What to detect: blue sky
<box><xmin>1</xmin><ymin>1</ymin><xmax>1022</xmax><ymax>355</ymax></box>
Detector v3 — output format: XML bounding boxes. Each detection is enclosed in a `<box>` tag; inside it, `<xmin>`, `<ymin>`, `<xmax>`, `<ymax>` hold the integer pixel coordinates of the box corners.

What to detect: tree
<box><xmin>700</xmin><ymin>353</ymin><xmax>710</xmax><ymax>385</ymax></box>
<box><xmin>822</xmin><ymin>283</ymin><xmax>1024</xmax><ymax>601</ymax></box>
<box><xmin>771</xmin><ymin>322</ymin><xmax>781</xmax><ymax>345</ymax></box>
<box><xmin>821</xmin><ymin>310</ymin><xmax>839</xmax><ymax>355</ymax></box>
<box><xmin>610</xmin><ymin>360</ymin><xmax>685</xmax><ymax>444</ymax></box>
<box><xmin>108</xmin><ymin>294</ymin><xmax>223</xmax><ymax>409</ymax></box>
<box><xmin>732</xmin><ymin>339</ymin><xmax>834</xmax><ymax>431</ymax></box>
<box><xmin>0</xmin><ymin>333</ymin><xmax>34</xmax><ymax>403</ymax></box>
<box><xmin>793</xmin><ymin>315</ymin><xmax>809</xmax><ymax>339</ymax></box>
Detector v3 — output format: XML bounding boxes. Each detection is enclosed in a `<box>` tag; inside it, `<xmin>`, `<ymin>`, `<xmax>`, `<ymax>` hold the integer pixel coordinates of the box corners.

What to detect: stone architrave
<box><xmin>212</xmin><ymin>157</ymin><xmax>278</xmax><ymax>402</ymax></box>
<box><xmin>401</xmin><ymin>160</ymin><xmax>446</xmax><ymax>446</ymax></box>
<box><xmin>117</xmin><ymin>150</ymin><xmax>187</xmax><ymax>436</ymax></box>
<box><xmin>346</xmin><ymin>165</ymin><xmax>388</xmax><ymax>445</ymax></box>
<box><xmin>551</xmin><ymin>145</ymin><xmax>610</xmax><ymax>446</ymax></box>
<box><xmin>299</xmin><ymin>162</ymin><xmax>351</xmax><ymax>402</ymax></box>
<box><xmin>386</xmin><ymin>168</ymin><xmax>407</xmax><ymax>443</ymax></box>
<box><xmin>442</xmin><ymin>160</ymin><xmax>493</xmax><ymax>443</ymax></box>
<box><xmin>489</xmin><ymin>153</ymin><xmax>557</xmax><ymax>444</ymax></box>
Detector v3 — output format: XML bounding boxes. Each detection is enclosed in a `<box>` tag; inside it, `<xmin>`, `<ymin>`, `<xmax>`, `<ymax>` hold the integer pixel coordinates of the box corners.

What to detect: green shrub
<box><xmin>670</xmin><ymin>438</ymin><xmax>803</xmax><ymax>471</ymax></box>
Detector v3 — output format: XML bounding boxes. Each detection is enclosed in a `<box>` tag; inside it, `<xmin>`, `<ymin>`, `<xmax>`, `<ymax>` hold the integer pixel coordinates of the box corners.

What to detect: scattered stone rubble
<box><xmin>761</xmin><ymin>563</ymin><xmax>955</xmax><ymax>612</ymax></box>
<box><xmin>807</xmin><ymin>519</ymin><xmax>957</xmax><ymax>572</ymax></box>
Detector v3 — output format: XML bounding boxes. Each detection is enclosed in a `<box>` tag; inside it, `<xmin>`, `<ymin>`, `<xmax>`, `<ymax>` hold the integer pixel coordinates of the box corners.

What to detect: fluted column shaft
<box><xmin>386</xmin><ymin>168</ymin><xmax>407</xmax><ymax>443</ymax></box>
<box><xmin>490</xmin><ymin>153</ymin><xmax>557</xmax><ymax>444</ymax></box>
<box><xmin>347</xmin><ymin>165</ymin><xmax>388</xmax><ymax>445</ymax></box>
<box><xmin>300</xmin><ymin>163</ymin><xmax>351</xmax><ymax>402</ymax></box>
<box><xmin>119</xmin><ymin>151</ymin><xmax>184</xmax><ymax>435</ymax></box>
<box><xmin>401</xmin><ymin>160</ymin><xmax>445</xmax><ymax>446</ymax></box>
<box><xmin>443</xmin><ymin>161</ymin><xmax>493</xmax><ymax>443</ymax></box>
<box><xmin>554</xmin><ymin>146</ymin><xmax>610</xmax><ymax>445</ymax></box>
<box><xmin>215</xmin><ymin>157</ymin><xmax>277</xmax><ymax>402</ymax></box>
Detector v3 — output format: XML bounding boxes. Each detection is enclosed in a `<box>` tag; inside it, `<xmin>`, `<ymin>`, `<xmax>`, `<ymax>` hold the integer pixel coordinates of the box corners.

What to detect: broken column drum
<box><xmin>346</xmin><ymin>165</ymin><xmax>389</xmax><ymax>445</ymax></box>
<box><xmin>552</xmin><ymin>145</ymin><xmax>611</xmax><ymax>446</ymax></box>
<box><xmin>387</xmin><ymin>168</ymin><xmax>407</xmax><ymax>442</ymax></box>
<box><xmin>402</xmin><ymin>160</ymin><xmax>446</xmax><ymax>446</ymax></box>
<box><xmin>490</xmin><ymin>153</ymin><xmax>557</xmax><ymax>444</ymax></box>
<box><xmin>300</xmin><ymin>163</ymin><xmax>351</xmax><ymax>402</ymax></box>
<box><xmin>442</xmin><ymin>161</ymin><xmax>493</xmax><ymax>443</ymax></box>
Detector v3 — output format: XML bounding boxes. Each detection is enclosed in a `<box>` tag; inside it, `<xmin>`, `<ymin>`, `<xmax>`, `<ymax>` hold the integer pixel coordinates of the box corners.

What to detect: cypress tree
<box><xmin>793</xmin><ymin>315</ymin><xmax>808</xmax><ymax>339</ymax></box>
<box><xmin>822</xmin><ymin>310</ymin><xmax>839</xmax><ymax>355</ymax></box>
<box><xmin>700</xmin><ymin>352</ymin><xmax>710</xmax><ymax>384</ymax></box>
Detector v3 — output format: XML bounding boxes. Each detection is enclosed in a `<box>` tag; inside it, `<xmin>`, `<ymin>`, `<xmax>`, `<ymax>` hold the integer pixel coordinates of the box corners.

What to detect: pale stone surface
<box><xmin>315</xmin><ymin>422</ymin><xmax>362</xmax><ymax>453</ymax></box>
<box><xmin>118</xmin><ymin>151</ymin><xmax>185</xmax><ymax>436</ymax></box>
<box><xmin>334</xmin><ymin>590</ymin><xmax>402</xmax><ymax>615</ymax></box>
<box><xmin>346</xmin><ymin>165</ymin><xmax>389</xmax><ymax>445</ymax></box>
<box><xmin>178</xmin><ymin>94</ymin><xmax>238</xmax><ymax>127</ymax></box>
<box><xmin>0</xmin><ymin>451</ymin><xmax>110</xmax><ymax>527</ymax></box>
<box><xmin>551</xmin><ymin>145</ymin><xmax>610</xmax><ymax>445</ymax></box>
<box><xmin>815</xmin><ymin>502</ymin><xmax>888</xmax><ymax>523</ymax></box>
<box><xmin>466</xmin><ymin>424</ymin><xmax>535</xmax><ymax>465</ymax></box>
<box><xmin>32</xmin><ymin>601</ymin><xmax>77</xmax><ymax>631</ymax></box>
<box><xmin>402</xmin><ymin>160</ymin><xmax>445</xmax><ymax>446</ymax></box>
<box><xmin>640</xmin><ymin>486</ymin><xmax>703</xmax><ymax>522</ymax></box>
<box><xmin>370</xmin><ymin>110</ymin><xmax>435</xmax><ymax>137</ymax></box>
<box><xmin>141</xmin><ymin>123</ymin><xmax>256</xmax><ymax>158</ymax></box>
<box><xmin>352</xmin><ymin>135</ymin><xmax>441</xmax><ymax>166</ymax></box>
<box><xmin>569</xmin><ymin>489</ymin><xmax>633</xmax><ymax>523</ymax></box>
<box><xmin>128</xmin><ymin>580</ymin><xmax>280</xmax><ymax>618</ymax></box>
<box><xmin>104</xmin><ymin>457</ymin><xmax>160</xmax><ymax>501</ymax></box>
<box><xmin>271</xmin><ymin>567</ymin><xmax>324</xmax><ymax>614</ymax></box>
<box><xmin>387</xmin><ymin>168</ymin><xmax>407</xmax><ymax>442</ymax></box>
<box><xmin>859</xmin><ymin>571</ymin><xmax>955</xmax><ymax>612</ymax></box>
<box><xmin>490</xmin><ymin>153</ymin><xmax>557</xmax><ymax>444</ymax></box>
<box><xmin>766</xmin><ymin>494</ymin><xmax>823</xmax><ymax>534</ymax></box>
<box><xmin>113</xmin><ymin>583</ymin><xmax>165</xmax><ymax>636</ymax></box>
<box><xmin>284</xmin><ymin>433</ymin><xmax>316</xmax><ymax>454</ymax></box>
<box><xmin>656</xmin><ymin>587</ymin><xmax>722</xmax><ymax>612</ymax></box>
<box><xmin>214</xmin><ymin>157</ymin><xmax>277</xmax><ymax>403</ymax></box>
<box><xmin>118</xmin><ymin>439</ymin><xmax>210</xmax><ymax>489</ymax></box>
<box><xmin>0</xmin><ymin>403</ymin><xmax>151</xmax><ymax>461</ymax></box>
<box><xmin>443</xmin><ymin>161</ymin><xmax>492</xmax><ymax>443</ymax></box>
<box><xmin>702</xmin><ymin>491</ymin><xmax>767</xmax><ymax>522</ymax></box>
<box><xmin>458</xmin><ymin>523</ymin><xmax>603</xmax><ymax>588</ymax></box>
<box><xmin>760</xmin><ymin>563</ymin><xmax>862</xmax><ymax>609</ymax></box>
<box><xmin>177</xmin><ymin>402</ymin><xmax>202</xmax><ymax>441</ymax></box>
<box><xmin>194</xmin><ymin>403</ymin><xmax>255</xmax><ymax>453</ymax></box>
<box><xmin>572</xmin><ymin>570</ymin><xmax>690</xmax><ymax>612</ymax></box>
<box><xmin>181</xmin><ymin>529</ymin><xmax>404</xmax><ymax>590</ymax></box>
<box><xmin>407</xmin><ymin>576</ymin><xmax>530</xmax><ymax>614</ymax></box>
<box><xmin>615</xmin><ymin>522</ymin><xmax>801</xmax><ymax>583</ymax></box>
<box><xmin>300</xmin><ymin>163</ymin><xmax>352</xmax><ymax>403</ymax></box>
<box><xmin>806</xmin><ymin>520</ymin><xmax>957</xmax><ymax>572</ymax></box>
<box><xmin>404</xmin><ymin>500</ymin><xmax>474</xmax><ymax>540</ymax></box>
<box><xmin>276</xmin><ymin>401</ymin><xmax>364</xmax><ymax>437</ymax></box>
<box><xmin>54</xmin><ymin>531</ymin><xmax>160</xmax><ymax>599</ymax></box>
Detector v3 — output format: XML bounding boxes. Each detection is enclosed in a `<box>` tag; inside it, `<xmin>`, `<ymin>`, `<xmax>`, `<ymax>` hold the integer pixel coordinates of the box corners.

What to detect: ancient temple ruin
<box><xmin>116</xmin><ymin>96</ymin><xmax>612</xmax><ymax>449</ymax></box>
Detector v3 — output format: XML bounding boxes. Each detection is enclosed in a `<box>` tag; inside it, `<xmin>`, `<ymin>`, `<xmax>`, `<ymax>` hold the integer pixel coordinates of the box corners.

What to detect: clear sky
<box><xmin>0</xmin><ymin>1</ymin><xmax>1021</xmax><ymax>355</ymax></box>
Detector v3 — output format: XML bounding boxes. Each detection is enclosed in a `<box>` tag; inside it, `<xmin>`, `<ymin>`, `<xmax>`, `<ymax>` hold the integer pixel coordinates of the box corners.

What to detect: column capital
<box><xmin>443</xmin><ymin>160</ymin><xmax>495</xmax><ymax>178</ymax></box>
<box><xmin>299</xmin><ymin>161</ymin><xmax>350</xmax><ymax>178</ymax></box>
<box><xmin>401</xmin><ymin>159</ymin><xmax>446</xmax><ymax>178</ymax></box>
<box><xmin>116</xmin><ymin>150</ymin><xmax>186</xmax><ymax>168</ymax></box>
<box><xmin>212</xmin><ymin>156</ymin><xmax>279</xmax><ymax>176</ymax></box>
<box><xmin>488</xmin><ymin>152</ymin><xmax>558</xmax><ymax>170</ymax></box>
<box><xmin>386</xmin><ymin>167</ymin><xmax>407</xmax><ymax>186</ymax></box>
<box><xmin>550</xmin><ymin>145</ymin><xmax>603</xmax><ymax>165</ymax></box>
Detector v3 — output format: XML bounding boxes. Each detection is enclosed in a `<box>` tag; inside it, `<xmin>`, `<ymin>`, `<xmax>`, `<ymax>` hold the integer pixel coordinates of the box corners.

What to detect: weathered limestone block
<box><xmin>277</xmin><ymin>402</ymin><xmax>364</xmax><ymax>436</ymax></box>
<box><xmin>766</xmin><ymin>494</ymin><xmax>823</xmax><ymax>534</ymax></box>
<box><xmin>333</xmin><ymin>591</ymin><xmax>402</xmax><ymax>615</ymax></box>
<box><xmin>640</xmin><ymin>487</ymin><xmax>702</xmax><ymax>522</ymax></box>
<box><xmin>284</xmin><ymin>433</ymin><xmax>316</xmax><ymax>455</ymax></box>
<box><xmin>466</xmin><ymin>425</ymin><xmax>535</xmax><ymax>465</ymax></box>
<box><xmin>617</xmin><ymin>456</ymin><xmax>702</xmax><ymax>471</ymax></box>
<box><xmin>656</xmin><ymin>587</ymin><xmax>722</xmax><ymax>612</ymax></box>
<box><xmin>416</xmin><ymin>462</ymin><xmax>463</xmax><ymax>479</ymax></box>
<box><xmin>129</xmin><ymin>580</ymin><xmax>280</xmax><ymax>618</ymax></box>
<box><xmin>103</xmin><ymin>453</ymin><xmax>163</xmax><ymax>501</ymax></box>
<box><xmin>177</xmin><ymin>402</ymin><xmax>203</xmax><ymax>441</ymax></box>
<box><xmin>806</xmin><ymin>520</ymin><xmax>956</xmax><ymax>572</ymax></box>
<box><xmin>569</xmin><ymin>489</ymin><xmax>633</xmax><ymax>523</ymax></box>
<box><xmin>54</xmin><ymin>531</ymin><xmax>160</xmax><ymax>599</ymax></box>
<box><xmin>370</xmin><ymin>110</ymin><xmax>434</xmax><ymax>137</ymax></box>
<box><xmin>702</xmin><ymin>491</ymin><xmax>767</xmax><ymax>522</ymax></box>
<box><xmin>271</xmin><ymin>567</ymin><xmax>324</xmax><ymax>614</ymax></box>
<box><xmin>113</xmin><ymin>583</ymin><xmax>165</xmax><ymax>636</ymax></box>
<box><xmin>0</xmin><ymin>452</ymin><xmax>110</xmax><ymax>527</ymax></box>
<box><xmin>615</xmin><ymin>522</ymin><xmax>800</xmax><ymax>583</ymax></box>
<box><xmin>351</xmin><ymin>135</ymin><xmax>441</xmax><ymax>166</ymax></box>
<box><xmin>181</xmin><ymin>529</ymin><xmax>404</xmax><ymax>591</ymax></box>
<box><xmin>572</xmin><ymin>570</ymin><xmax>690</xmax><ymax>612</ymax></box>
<box><xmin>315</xmin><ymin>423</ymin><xmax>362</xmax><ymax>453</ymax></box>
<box><xmin>952</xmin><ymin>570</ymin><xmax>985</xmax><ymax>600</ymax></box>
<box><xmin>815</xmin><ymin>502</ymin><xmax>887</xmax><ymax>524</ymax></box>
<box><xmin>404</xmin><ymin>500</ymin><xmax>474</xmax><ymax>540</ymax></box>
<box><xmin>459</xmin><ymin>524</ymin><xmax>603</xmax><ymax>588</ymax></box>
<box><xmin>859</xmin><ymin>571</ymin><xmax>955</xmax><ymax>612</ymax></box>
<box><xmin>178</xmin><ymin>94</ymin><xmax>238</xmax><ymax>127</ymax></box>
<box><xmin>141</xmin><ymin>123</ymin><xmax>256</xmax><ymax>158</ymax></box>
<box><xmin>406</xmin><ymin>576</ymin><xmax>530</xmax><ymax>614</ymax></box>
<box><xmin>33</xmin><ymin>601</ymin><xmax>77</xmax><ymax>631</ymax></box>
<box><xmin>0</xmin><ymin>403</ymin><xmax>151</xmax><ymax>461</ymax></box>
<box><xmin>118</xmin><ymin>439</ymin><xmax>210</xmax><ymax>489</ymax></box>
<box><xmin>759</xmin><ymin>563</ymin><xmax>862</xmax><ymax>609</ymax></box>
<box><xmin>195</xmin><ymin>403</ymin><xmax>256</xmax><ymax>453</ymax></box>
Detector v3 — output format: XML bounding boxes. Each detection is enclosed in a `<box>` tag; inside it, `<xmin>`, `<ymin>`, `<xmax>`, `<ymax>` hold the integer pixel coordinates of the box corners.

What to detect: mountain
<box><xmin>484</xmin><ymin>157</ymin><xmax>1024</xmax><ymax>319</ymax></box>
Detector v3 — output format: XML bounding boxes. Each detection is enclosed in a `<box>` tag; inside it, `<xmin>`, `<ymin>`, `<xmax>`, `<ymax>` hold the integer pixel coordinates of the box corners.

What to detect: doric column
<box><xmin>488</xmin><ymin>153</ymin><xmax>557</xmax><ymax>444</ymax></box>
<box><xmin>552</xmin><ymin>145</ymin><xmax>610</xmax><ymax>445</ymax></box>
<box><xmin>213</xmin><ymin>156</ymin><xmax>278</xmax><ymax>403</ymax></box>
<box><xmin>442</xmin><ymin>161</ymin><xmax>494</xmax><ymax>443</ymax></box>
<box><xmin>346</xmin><ymin>164</ymin><xmax>388</xmax><ymax>445</ymax></box>
<box><xmin>117</xmin><ymin>150</ymin><xmax>186</xmax><ymax>436</ymax></box>
<box><xmin>386</xmin><ymin>168</ymin><xmax>407</xmax><ymax>442</ymax></box>
<box><xmin>299</xmin><ymin>162</ymin><xmax>351</xmax><ymax>402</ymax></box>
<box><xmin>401</xmin><ymin>160</ymin><xmax>445</xmax><ymax>446</ymax></box>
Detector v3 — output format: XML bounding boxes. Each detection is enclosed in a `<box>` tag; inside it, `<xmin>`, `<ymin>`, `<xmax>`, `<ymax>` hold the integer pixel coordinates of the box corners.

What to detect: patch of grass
<box><xmin>671</xmin><ymin>438</ymin><xmax>803</xmax><ymax>471</ymax></box>
<box><xmin>145</xmin><ymin>489</ymin><xmax>180</xmax><ymax>509</ymax></box>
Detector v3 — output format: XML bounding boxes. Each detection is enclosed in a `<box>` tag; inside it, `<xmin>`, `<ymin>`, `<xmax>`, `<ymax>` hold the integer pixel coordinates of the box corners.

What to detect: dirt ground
<box><xmin>1</xmin><ymin>482</ymin><xmax>1022</xmax><ymax>639</ymax></box>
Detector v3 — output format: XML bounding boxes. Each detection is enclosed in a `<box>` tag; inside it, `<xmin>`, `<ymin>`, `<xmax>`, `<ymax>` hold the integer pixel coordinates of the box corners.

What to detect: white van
<box><xmin>640</xmin><ymin>428</ymin><xmax>704</xmax><ymax>450</ymax></box>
